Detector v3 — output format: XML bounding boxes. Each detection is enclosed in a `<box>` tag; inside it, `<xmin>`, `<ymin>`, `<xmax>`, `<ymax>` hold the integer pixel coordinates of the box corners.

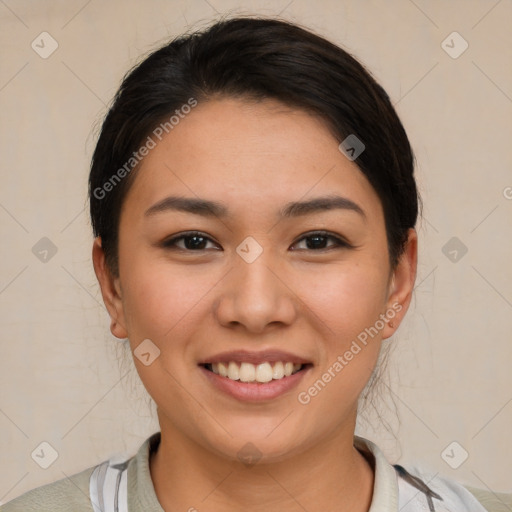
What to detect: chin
<box><xmin>200</xmin><ymin>419</ymin><xmax>313</xmax><ymax>465</ymax></box>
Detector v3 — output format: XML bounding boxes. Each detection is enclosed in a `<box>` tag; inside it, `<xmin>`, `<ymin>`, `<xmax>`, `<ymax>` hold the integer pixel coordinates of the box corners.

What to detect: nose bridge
<box><xmin>215</xmin><ymin>242</ymin><xmax>296</xmax><ymax>331</ymax></box>
<box><xmin>237</xmin><ymin>247</ymin><xmax>277</xmax><ymax>298</ymax></box>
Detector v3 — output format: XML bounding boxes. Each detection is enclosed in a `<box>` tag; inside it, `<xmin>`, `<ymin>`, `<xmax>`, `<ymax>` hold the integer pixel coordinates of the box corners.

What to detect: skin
<box><xmin>93</xmin><ymin>97</ymin><xmax>417</xmax><ymax>512</ymax></box>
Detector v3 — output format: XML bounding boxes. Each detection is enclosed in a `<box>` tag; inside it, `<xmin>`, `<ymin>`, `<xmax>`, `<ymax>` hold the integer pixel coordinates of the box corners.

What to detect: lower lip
<box><xmin>199</xmin><ymin>365</ymin><xmax>310</xmax><ymax>402</ymax></box>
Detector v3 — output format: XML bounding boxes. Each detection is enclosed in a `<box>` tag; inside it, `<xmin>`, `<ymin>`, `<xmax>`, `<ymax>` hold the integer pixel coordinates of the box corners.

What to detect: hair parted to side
<box><xmin>89</xmin><ymin>15</ymin><xmax>421</xmax><ymax>277</ymax></box>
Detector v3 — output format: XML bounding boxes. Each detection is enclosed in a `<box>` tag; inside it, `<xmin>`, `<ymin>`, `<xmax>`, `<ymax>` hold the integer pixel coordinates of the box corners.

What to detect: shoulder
<box><xmin>1</xmin><ymin>434</ymin><xmax>159</xmax><ymax>512</ymax></box>
<box><xmin>396</xmin><ymin>463</ymin><xmax>512</xmax><ymax>512</ymax></box>
<box><xmin>464</xmin><ymin>485</ymin><xmax>512</xmax><ymax>512</ymax></box>
<box><xmin>1</xmin><ymin>465</ymin><xmax>96</xmax><ymax>512</ymax></box>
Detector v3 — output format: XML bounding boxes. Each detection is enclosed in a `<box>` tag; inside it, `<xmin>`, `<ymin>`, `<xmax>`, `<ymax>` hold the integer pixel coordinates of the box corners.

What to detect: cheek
<box><xmin>119</xmin><ymin>251</ymin><xmax>208</xmax><ymax>344</ymax></box>
<box><xmin>294</xmin><ymin>264</ymin><xmax>386</xmax><ymax>422</ymax></box>
<box><xmin>119</xmin><ymin>261</ymin><xmax>208</xmax><ymax>404</ymax></box>
<box><xmin>294</xmin><ymin>259</ymin><xmax>387</xmax><ymax>403</ymax></box>
<box><xmin>296</xmin><ymin>261</ymin><xmax>389</xmax><ymax>339</ymax></box>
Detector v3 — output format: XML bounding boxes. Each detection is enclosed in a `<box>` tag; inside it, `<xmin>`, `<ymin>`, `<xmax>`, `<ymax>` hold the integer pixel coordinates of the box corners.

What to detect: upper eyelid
<box><xmin>290</xmin><ymin>232</ymin><xmax>350</xmax><ymax>250</ymax></box>
<box><xmin>164</xmin><ymin>231</ymin><xmax>219</xmax><ymax>246</ymax></box>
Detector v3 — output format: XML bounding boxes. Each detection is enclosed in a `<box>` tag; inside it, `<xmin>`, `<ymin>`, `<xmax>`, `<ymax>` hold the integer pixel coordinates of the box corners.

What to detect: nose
<box><xmin>214</xmin><ymin>250</ymin><xmax>297</xmax><ymax>334</ymax></box>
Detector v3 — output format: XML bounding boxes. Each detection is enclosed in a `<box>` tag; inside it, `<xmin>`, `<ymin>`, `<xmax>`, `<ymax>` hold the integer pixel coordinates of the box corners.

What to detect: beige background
<box><xmin>1</xmin><ymin>0</ymin><xmax>511</xmax><ymax>504</ymax></box>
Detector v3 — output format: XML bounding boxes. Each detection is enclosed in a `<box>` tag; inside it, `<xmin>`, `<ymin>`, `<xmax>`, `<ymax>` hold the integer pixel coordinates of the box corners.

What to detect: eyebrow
<box><xmin>144</xmin><ymin>194</ymin><xmax>366</xmax><ymax>220</ymax></box>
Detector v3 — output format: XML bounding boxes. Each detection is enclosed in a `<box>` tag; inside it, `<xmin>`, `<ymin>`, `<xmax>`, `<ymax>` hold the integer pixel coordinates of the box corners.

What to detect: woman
<box><xmin>3</xmin><ymin>15</ymin><xmax>510</xmax><ymax>512</ymax></box>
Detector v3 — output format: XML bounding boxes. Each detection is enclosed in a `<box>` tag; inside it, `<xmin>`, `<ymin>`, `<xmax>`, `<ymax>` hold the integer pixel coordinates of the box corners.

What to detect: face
<box><xmin>94</xmin><ymin>97</ymin><xmax>417</xmax><ymax>463</ymax></box>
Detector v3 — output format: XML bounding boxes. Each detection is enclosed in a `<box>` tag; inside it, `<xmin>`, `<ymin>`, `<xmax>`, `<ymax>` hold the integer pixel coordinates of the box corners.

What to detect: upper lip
<box><xmin>199</xmin><ymin>350</ymin><xmax>312</xmax><ymax>366</ymax></box>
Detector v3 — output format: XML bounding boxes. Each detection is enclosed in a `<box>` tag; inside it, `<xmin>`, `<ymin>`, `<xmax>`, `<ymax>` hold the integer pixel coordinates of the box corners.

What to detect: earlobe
<box><xmin>92</xmin><ymin>237</ymin><xmax>128</xmax><ymax>339</ymax></box>
<box><xmin>382</xmin><ymin>228</ymin><xmax>418</xmax><ymax>340</ymax></box>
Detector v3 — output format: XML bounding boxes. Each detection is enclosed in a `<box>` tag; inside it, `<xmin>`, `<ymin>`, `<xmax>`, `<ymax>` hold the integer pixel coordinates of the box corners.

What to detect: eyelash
<box><xmin>161</xmin><ymin>230</ymin><xmax>352</xmax><ymax>252</ymax></box>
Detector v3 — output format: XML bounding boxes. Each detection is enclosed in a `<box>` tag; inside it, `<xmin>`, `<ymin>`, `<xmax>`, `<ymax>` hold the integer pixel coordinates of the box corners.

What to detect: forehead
<box><xmin>121</xmin><ymin>97</ymin><xmax>384</xmax><ymax>225</ymax></box>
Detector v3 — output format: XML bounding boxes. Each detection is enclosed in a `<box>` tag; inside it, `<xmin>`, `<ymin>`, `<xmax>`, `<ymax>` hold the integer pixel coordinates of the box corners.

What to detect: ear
<box><xmin>381</xmin><ymin>228</ymin><xmax>418</xmax><ymax>340</ymax></box>
<box><xmin>92</xmin><ymin>237</ymin><xmax>128</xmax><ymax>339</ymax></box>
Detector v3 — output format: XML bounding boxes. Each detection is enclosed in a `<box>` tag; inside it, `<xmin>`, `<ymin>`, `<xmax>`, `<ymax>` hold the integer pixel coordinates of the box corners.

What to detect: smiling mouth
<box><xmin>201</xmin><ymin>361</ymin><xmax>309</xmax><ymax>384</ymax></box>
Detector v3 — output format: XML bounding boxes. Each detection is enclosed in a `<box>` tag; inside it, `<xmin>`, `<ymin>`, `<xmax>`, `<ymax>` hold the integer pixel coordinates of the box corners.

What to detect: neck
<box><xmin>149</xmin><ymin>418</ymin><xmax>374</xmax><ymax>512</ymax></box>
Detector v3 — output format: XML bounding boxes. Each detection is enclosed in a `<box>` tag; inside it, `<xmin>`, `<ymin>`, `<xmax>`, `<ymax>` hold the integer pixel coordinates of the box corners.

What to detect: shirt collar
<box><xmin>354</xmin><ymin>435</ymin><xmax>399</xmax><ymax>511</ymax></box>
<box><xmin>127</xmin><ymin>431</ymin><xmax>164</xmax><ymax>511</ymax></box>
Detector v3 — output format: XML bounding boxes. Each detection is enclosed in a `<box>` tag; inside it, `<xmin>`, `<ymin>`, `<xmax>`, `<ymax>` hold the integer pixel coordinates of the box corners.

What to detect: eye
<box><xmin>161</xmin><ymin>230</ymin><xmax>351</xmax><ymax>252</ymax></box>
<box><xmin>162</xmin><ymin>231</ymin><xmax>220</xmax><ymax>251</ymax></box>
<box><xmin>291</xmin><ymin>231</ymin><xmax>351</xmax><ymax>251</ymax></box>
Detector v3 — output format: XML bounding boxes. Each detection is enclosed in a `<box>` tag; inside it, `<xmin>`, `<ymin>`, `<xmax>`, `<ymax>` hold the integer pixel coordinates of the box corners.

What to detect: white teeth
<box><xmin>227</xmin><ymin>361</ymin><xmax>240</xmax><ymax>380</ymax></box>
<box><xmin>239</xmin><ymin>362</ymin><xmax>256</xmax><ymax>382</ymax></box>
<box><xmin>272</xmin><ymin>361</ymin><xmax>284</xmax><ymax>379</ymax></box>
<box><xmin>208</xmin><ymin>361</ymin><xmax>303</xmax><ymax>383</ymax></box>
<box><xmin>256</xmin><ymin>362</ymin><xmax>273</xmax><ymax>383</ymax></box>
<box><xmin>218</xmin><ymin>362</ymin><xmax>228</xmax><ymax>377</ymax></box>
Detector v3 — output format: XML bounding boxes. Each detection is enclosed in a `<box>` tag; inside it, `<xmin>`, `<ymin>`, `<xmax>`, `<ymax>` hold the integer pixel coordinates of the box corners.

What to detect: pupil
<box><xmin>307</xmin><ymin>235</ymin><xmax>326</xmax><ymax>249</ymax></box>
<box><xmin>186</xmin><ymin>235</ymin><xmax>206</xmax><ymax>250</ymax></box>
